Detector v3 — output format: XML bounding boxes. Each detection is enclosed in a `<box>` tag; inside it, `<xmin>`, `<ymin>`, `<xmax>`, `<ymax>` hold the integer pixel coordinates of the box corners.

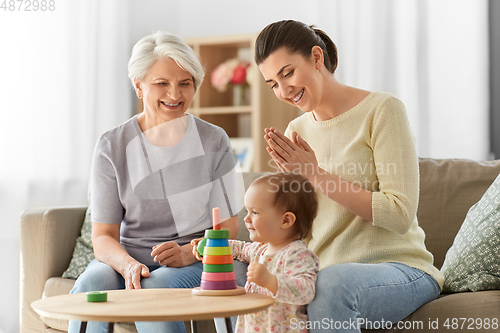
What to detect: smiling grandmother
<box><xmin>68</xmin><ymin>31</ymin><xmax>240</xmax><ymax>333</ymax></box>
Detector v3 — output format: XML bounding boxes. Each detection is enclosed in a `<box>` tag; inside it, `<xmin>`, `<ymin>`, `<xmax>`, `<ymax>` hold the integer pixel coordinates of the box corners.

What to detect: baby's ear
<box><xmin>281</xmin><ymin>212</ymin><xmax>296</xmax><ymax>229</ymax></box>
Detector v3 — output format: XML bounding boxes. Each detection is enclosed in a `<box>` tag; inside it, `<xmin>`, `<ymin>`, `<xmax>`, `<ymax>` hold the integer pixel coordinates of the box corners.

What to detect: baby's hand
<box><xmin>247</xmin><ymin>262</ymin><xmax>278</xmax><ymax>294</ymax></box>
<box><xmin>190</xmin><ymin>238</ymin><xmax>203</xmax><ymax>261</ymax></box>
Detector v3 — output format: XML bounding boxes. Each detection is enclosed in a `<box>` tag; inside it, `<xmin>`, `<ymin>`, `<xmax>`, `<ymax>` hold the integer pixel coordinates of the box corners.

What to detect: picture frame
<box><xmin>229</xmin><ymin>137</ymin><xmax>254</xmax><ymax>172</ymax></box>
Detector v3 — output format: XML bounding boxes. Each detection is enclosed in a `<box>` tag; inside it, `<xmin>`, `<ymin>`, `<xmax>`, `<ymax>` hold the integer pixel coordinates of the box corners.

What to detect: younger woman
<box><xmin>255</xmin><ymin>20</ymin><xmax>443</xmax><ymax>333</ymax></box>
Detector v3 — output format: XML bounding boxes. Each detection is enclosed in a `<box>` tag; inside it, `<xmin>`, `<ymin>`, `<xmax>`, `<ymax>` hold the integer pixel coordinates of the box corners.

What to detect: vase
<box><xmin>232</xmin><ymin>84</ymin><xmax>248</xmax><ymax>106</ymax></box>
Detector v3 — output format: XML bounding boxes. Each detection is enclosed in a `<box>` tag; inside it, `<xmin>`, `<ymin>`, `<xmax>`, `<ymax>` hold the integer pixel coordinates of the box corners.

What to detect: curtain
<box><xmin>0</xmin><ymin>1</ymin><xmax>131</xmax><ymax>332</ymax></box>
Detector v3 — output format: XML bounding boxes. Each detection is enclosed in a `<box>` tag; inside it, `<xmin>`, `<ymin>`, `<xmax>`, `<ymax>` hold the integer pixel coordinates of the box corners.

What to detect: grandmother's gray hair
<box><xmin>128</xmin><ymin>31</ymin><xmax>204</xmax><ymax>91</ymax></box>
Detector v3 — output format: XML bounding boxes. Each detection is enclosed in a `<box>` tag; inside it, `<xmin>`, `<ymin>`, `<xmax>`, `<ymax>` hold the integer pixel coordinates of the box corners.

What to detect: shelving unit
<box><xmin>136</xmin><ymin>33</ymin><xmax>299</xmax><ymax>172</ymax></box>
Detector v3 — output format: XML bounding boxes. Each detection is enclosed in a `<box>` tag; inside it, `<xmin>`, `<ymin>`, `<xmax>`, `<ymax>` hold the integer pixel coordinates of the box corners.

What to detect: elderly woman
<box><xmin>69</xmin><ymin>31</ymin><xmax>239</xmax><ymax>333</ymax></box>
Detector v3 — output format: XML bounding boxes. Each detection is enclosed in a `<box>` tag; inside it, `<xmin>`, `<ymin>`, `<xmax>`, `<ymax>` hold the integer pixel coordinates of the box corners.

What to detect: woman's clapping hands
<box><xmin>264</xmin><ymin>127</ymin><xmax>321</xmax><ymax>178</ymax></box>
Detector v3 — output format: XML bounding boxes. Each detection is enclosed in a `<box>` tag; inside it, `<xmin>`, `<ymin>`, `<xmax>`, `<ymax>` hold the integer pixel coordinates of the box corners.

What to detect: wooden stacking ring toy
<box><xmin>203</xmin><ymin>263</ymin><xmax>234</xmax><ymax>273</ymax></box>
<box><xmin>202</xmin><ymin>254</ymin><xmax>233</xmax><ymax>265</ymax></box>
<box><xmin>192</xmin><ymin>207</ymin><xmax>245</xmax><ymax>296</ymax></box>
<box><xmin>204</xmin><ymin>229</ymin><xmax>230</xmax><ymax>239</ymax></box>
<box><xmin>86</xmin><ymin>291</ymin><xmax>107</xmax><ymax>302</ymax></box>
<box><xmin>206</xmin><ymin>238</ymin><xmax>229</xmax><ymax>247</ymax></box>
<box><xmin>203</xmin><ymin>247</ymin><xmax>232</xmax><ymax>256</ymax></box>
<box><xmin>201</xmin><ymin>272</ymin><xmax>236</xmax><ymax>281</ymax></box>
<box><xmin>200</xmin><ymin>280</ymin><xmax>238</xmax><ymax>290</ymax></box>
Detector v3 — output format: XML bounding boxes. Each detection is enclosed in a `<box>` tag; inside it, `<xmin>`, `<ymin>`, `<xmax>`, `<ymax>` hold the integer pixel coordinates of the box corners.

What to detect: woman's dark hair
<box><xmin>252</xmin><ymin>172</ymin><xmax>318</xmax><ymax>239</ymax></box>
<box><xmin>255</xmin><ymin>20</ymin><xmax>338</xmax><ymax>74</ymax></box>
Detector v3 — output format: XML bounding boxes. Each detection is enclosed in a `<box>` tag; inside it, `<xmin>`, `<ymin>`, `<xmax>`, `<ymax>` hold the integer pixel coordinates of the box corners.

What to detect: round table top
<box><xmin>31</xmin><ymin>288</ymin><xmax>274</xmax><ymax>323</ymax></box>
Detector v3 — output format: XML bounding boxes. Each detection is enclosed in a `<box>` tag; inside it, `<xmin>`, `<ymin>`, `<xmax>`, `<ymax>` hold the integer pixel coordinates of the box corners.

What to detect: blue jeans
<box><xmin>307</xmin><ymin>262</ymin><xmax>440</xmax><ymax>333</ymax></box>
<box><xmin>68</xmin><ymin>259</ymin><xmax>203</xmax><ymax>333</ymax></box>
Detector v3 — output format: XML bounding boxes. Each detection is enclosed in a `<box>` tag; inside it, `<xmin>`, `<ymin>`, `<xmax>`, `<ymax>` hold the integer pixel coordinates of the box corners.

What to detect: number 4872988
<box><xmin>1</xmin><ymin>0</ymin><xmax>55</xmax><ymax>11</ymax></box>
<box><xmin>443</xmin><ymin>318</ymin><xmax>498</xmax><ymax>330</ymax></box>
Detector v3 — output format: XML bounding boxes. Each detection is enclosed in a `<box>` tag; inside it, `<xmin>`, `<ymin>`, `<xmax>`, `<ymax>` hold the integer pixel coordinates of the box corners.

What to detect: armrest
<box><xmin>20</xmin><ymin>206</ymin><xmax>87</xmax><ymax>333</ymax></box>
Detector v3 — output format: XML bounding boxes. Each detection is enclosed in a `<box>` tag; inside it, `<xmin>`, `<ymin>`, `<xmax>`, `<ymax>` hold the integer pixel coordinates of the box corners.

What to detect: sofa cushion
<box><xmin>62</xmin><ymin>207</ymin><xmax>95</xmax><ymax>279</ymax></box>
<box><xmin>42</xmin><ymin>278</ymin><xmax>75</xmax><ymax>331</ymax></box>
<box><xmin>362</xmin><ymin>290</ymin><xmax>500</xmax><ymax>332</ymax></box>
<box><xmin>440</xmin><ymin>173</ymin><xmax>500</xmax><ymax>293</ymax></box>
<box><xmin>417</xmin><ymin>158</ymin><xmax>500</xmax><ymax>269</ymax></box>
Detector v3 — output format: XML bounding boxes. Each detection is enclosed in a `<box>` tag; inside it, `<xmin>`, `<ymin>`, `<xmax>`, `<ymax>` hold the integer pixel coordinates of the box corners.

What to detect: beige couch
<box><xmin>20</xmin><ymin>158</ymin><xmax>500</xmax><ymax>333</ymax></box>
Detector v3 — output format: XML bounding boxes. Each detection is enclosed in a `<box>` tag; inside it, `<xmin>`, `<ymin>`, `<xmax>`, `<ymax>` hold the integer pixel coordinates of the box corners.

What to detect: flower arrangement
<box><xmin>211</xmin><ymin>58</ymin><xmax>251</xmax><ymax>92</ymax></box>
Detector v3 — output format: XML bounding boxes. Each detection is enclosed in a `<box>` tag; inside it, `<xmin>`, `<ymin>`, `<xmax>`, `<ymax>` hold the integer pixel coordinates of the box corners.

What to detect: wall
<box><xmin>128</xmin><ymin>0</ymin><xmax>320</xmax><ymax>40</ymax></box>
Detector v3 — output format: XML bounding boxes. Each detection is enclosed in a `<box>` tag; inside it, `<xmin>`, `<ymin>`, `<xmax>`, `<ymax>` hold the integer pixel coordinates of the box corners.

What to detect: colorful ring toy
<box><xmin>202</xmin><ymin>254</ymin><xmax>233</xmax><ymax>265</ymax></box>
<box><xmin>201</xmin><ymin>272</ymin><xmax>236</xmax><ymax>282</ymax></box>
<box><xmin>203</xmin><ymin>263</ymin><xmax>234</xmax><ymax>273</ymax></box>
<box><xmin>204</xmin><ymin>229</ymin><xmax>230</xmax><ymax>239</ymax></box>
<box><xmin>203</xmin><ymin>247</ymin><xmax>232</xmax><ymax>256</ymax></box>
<box><xmin>206</xmin><ymin>238</ymin><xmax>229</xmax><ymax>247</ymax></box>
<box><xmin>200</xmin><ymin>280</ymin><xmax>238</xmax><ymax>290</ymax></box>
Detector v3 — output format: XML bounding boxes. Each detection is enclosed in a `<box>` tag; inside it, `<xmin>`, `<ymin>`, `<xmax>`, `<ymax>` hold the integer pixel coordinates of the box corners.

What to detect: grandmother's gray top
<box><xmin>90</xmin><ymin>114</ymin><xmax>240</xmax><ymax>266</ymax></box>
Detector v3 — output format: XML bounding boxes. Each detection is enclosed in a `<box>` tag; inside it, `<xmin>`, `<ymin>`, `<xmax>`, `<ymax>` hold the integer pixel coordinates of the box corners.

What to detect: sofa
<box><xmin>20</xmin><ymin>158</ymin><xmax>500</xmax><ymax>333</ymax></box>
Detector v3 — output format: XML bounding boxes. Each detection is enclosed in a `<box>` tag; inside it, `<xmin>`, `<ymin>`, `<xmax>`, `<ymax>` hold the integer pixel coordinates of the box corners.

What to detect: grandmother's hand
<box><xmin>122</xmin><ymin>261</ymin><xmax>150</xmax><ymax>290</ymax></box>
<box><xmin>151</xmin><ymin>241</ymin><xmax>197</xmax><ymax>267</ymax></box>
<box><xmin>264</xmin><ymin>127</ymin><xmax>320</xmax><ymax>178</ymax></box>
